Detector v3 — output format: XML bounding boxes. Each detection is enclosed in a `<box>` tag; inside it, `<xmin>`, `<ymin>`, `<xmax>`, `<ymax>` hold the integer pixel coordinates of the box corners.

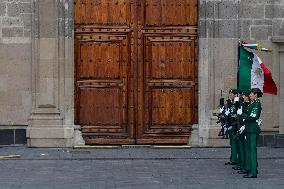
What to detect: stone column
<box><xmin>191</xmin><ymin>0</ymin><xmax>240</xmax><ymax>147</ymax></box>
<box><xmin>27</xmin><ymin>0</ymin><xmax>84</xmax><ymax>147</ymax></box>
<box><xmin>272</xmin><ymin>37</ymin><xmax>284</xmax><ymax>147</ymax></box>
<box><xmin>278</xmin><ymin>43</ymin><xmax>284</xmax><ymax>135</ymax></box>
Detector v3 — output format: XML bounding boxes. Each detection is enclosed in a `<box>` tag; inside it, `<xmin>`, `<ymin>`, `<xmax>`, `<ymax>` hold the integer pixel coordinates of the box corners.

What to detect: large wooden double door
<box><xmin>74</xmin><ymin>0</ymin><xmax>198</xmax><ymax>144</ymax></box>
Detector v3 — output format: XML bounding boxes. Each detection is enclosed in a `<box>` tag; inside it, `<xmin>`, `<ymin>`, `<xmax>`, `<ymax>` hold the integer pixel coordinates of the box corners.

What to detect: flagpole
<box><xmin>240</xmin><ymin>40</ymin><xmax>273</xmax><ymax>53</ymax></box>
<box><xmin>237</xmin><ymin>40</ymin><xmax>241</xmax><ymax>91</ymax></box>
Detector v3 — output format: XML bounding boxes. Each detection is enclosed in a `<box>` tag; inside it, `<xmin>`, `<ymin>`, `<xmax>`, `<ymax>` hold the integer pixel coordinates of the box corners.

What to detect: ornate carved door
<box><xmin>74</xmin><ymin>0</ymin><xmax>198</xmax><ymax>144</ymax></box>
<box><xmin>135</xmin><ymin>0</ymin><xmax>198</xmax><ymax>144</ymax></box>
<box><xmin>74</xmin><ymin>0</ymin><xmax>136</xmax><ymax>144</ymax></box>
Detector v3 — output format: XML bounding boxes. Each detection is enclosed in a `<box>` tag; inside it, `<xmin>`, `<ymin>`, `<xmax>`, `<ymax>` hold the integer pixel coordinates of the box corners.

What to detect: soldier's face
<box><xmin>249</xmin><ymin>92</ymin><xmax>257</xmax><ymax>100</ymax></box>
<box><xmin>229</xmin><ymin>92</ymin><xmax>234</xmax><ymax>99</ymax></box>
<box><xmin>242</xmin><ymin>95</ymin><xmax>249</xmax><ymax>102</ymax></box>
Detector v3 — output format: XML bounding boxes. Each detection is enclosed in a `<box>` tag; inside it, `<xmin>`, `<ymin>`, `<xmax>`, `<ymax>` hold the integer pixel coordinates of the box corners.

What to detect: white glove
<box><xmin>239</xmin><ymin>125</ymin><xmax>245</xmax><ymax>134</ymax></box>
<box><xmin>234</xmin><ymin>97</ymin><xmax>239</xmax><ymax>102</ymax></box>
<box><xmin>237</xmin><ymin>107</ymin><xmax>242</xmax><ymax>115</ymax></box>
<box><xmin>219</xmin><ymin>107</ymin><xmax>224</xmax><ymax>113</ymax></box>
<box><xmin>258</xmin><ymin>119</ymin><xmax>262</xmax><ymax>126</ymax></box>
<box><xmin>228</xmin><ymin>126</ymin><xmax>232</xmax><ymax>130</ymax></box>
<box><xmin>225</xmin><ymin>109</ymin><xmax>230</xmax><ymax>116</ymax></box>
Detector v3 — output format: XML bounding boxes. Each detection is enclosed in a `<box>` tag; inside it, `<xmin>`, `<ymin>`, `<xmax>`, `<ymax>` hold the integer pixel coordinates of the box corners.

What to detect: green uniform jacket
<box><xmin>243</xmin><ymin>99</ymin><xmax>262</xmax><ymax>134</ymax></box>
<box><xmin>229</xmin><ymin>100</ymin><xmax>238</xmax><ymax>132</ymax></box>
<box><xmin>242</xmin><ymin>102</ymin><xmax>250</xmax><ymax>117</ymax></box>
<box><xmin>241</xmin><ymin>101</ymin><xmax>250</xmax><ymax>130</ymax></box>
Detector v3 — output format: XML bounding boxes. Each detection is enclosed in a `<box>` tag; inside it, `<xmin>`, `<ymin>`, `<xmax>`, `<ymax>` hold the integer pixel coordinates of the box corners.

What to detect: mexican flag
<box><xmin>238</xmin><ymin>45</ymin><xmax>277</xmax><ymax>95</ymax></box>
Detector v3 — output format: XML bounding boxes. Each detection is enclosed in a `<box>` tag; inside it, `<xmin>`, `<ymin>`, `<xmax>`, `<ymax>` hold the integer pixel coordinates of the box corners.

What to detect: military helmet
<box><xmin>230</xmin><ymin>88</ymin><xmax>239</xmax><ymax>95</ymax></box>
<box><xmin>250</xmin><ymin>88</ymin><xmax>263</xmax><ymax>97</ymax></box>
<box><xmin>242</xmin><ymin>90</ymin><xmax>250</xmax><ymax>97</ymax></box>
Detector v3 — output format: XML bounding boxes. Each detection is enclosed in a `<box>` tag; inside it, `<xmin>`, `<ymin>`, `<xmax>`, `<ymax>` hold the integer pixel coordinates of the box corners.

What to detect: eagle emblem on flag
<box><xmin>254</xmin><ymin>68</ymin><xmax>263</xmax><ymax>76</ymax></box>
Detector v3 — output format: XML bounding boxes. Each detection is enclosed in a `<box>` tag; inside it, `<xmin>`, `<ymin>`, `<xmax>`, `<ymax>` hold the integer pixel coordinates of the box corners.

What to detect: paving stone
<box><xmin>0</xmin><ymin>147</ymin><xmax>283</xmax><ymax>189</ymax></box>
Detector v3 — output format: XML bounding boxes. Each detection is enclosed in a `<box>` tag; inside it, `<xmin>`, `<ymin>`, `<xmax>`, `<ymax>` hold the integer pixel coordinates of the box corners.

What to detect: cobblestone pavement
<box><xmin>0</xmin><ymin>147</ymin><xmax>284</xmax><ymax>189</ymax></box>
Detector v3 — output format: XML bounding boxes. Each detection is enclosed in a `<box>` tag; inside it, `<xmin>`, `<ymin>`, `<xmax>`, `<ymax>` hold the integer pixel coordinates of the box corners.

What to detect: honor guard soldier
<box><xmin>236</xmin><ymin>90</ymin><xmax>251</xmax><ymax>174</ymax></box>
<box><xmin>225</xmin><ymin>89</ymin><xmax>239</xmax><ymax>165</ymax></box>
<box><xmin>232</xmin><ymin>90</ymin><xmax>244</xmax><ymax>171</ymax></box>
<box><xmin>238</xmin><ymin>88</ymin><xmax>263</xmax><ymax>178</ymax></box>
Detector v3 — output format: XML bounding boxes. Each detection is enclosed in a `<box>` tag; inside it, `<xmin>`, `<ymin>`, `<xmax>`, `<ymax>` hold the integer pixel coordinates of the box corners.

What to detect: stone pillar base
<box><xmin>27</xmin><ymin>126</ymin><xmax>75</xmax><ymax>147</ymax></box>
<box><xmin>188</xmin><ymin>124</ymin><xmax>200</xmax><ymax>146</ymax></box>
<box><xmin>27</xmin><ymin>138</ymin><xmax>74</xmax><ymax>147</ymax></box>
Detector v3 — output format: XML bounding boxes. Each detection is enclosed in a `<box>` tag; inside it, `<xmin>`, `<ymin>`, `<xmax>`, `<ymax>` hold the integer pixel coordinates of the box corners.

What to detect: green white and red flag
<box><xmin>238</xmin><ymin>45</ymin><xmax>277</xmax><ymax>95</ymax></box>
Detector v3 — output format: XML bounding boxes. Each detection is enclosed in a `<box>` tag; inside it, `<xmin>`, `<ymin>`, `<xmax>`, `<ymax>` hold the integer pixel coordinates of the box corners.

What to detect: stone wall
<box><xmin>0</xmin><ymin>0</ymin><xmax>32</xmax><ymax>127</ymax></box>
<box><xmin>0</xmin><ymin>0</ymin><xmax>283</xmax><ymax>146</ymax></box>
<box><xmin>198</xmin><ymin>0</ymin><xmax>284</xmax><ymax>146</ymax></box>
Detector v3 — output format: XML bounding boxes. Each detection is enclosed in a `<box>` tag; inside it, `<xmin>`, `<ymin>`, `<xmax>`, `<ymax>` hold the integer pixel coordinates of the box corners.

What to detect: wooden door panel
<box><xmin>149</xmin><ymin>88</ymin><xmax>194</xmax><ymax>125</ymax></box>
<box><xmin>75</xmin><ymin>0</ymin><xmax>131</xmax><ymax>26</ymax></box>
<box><xmin>78</xmin><ymin>41</ymin><xmax>121</xmax><ymax>79</ymax></box>
<box><xmin>77</xmin><ymin>88</ymin><xmax>123</xmax><ymax>127</ymax></box>
<box><xmin>145</xmin><ymin>37</ymin><xmax>195</xmax><ymax>79</ymax></box>
<box><xmin>144</xmin><ymin>0</ymin><xmax>198</xmax><ymax>27</ymax></box>
<box><xmin>75</xmin><ymin>32</ymin><xmax>134</xmax><ymax>144</ymax></box>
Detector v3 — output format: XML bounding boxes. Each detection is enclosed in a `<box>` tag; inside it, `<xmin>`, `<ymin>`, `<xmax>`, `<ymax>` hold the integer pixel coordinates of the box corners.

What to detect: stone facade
<box><xmin>0</xmin><ymin>0</ymin><xmax>283</xmax><ymax>147</ymax></box>
<box><xmin>0</xmin><ymin>0</ymin><xmax>32</xmax><ymax>145</ymax></box>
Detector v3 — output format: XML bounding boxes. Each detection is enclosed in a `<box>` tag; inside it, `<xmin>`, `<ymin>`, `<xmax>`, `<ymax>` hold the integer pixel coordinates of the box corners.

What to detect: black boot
<box><xmin>237</xmin><ymin>170</ymin><xmax>248</xmax><ymax>174</ymax></box>
<box><xmin>232</xmin><ymin>166</ymin><xmax>241</xmax><ymax>170</ymax></box>
<box><xmin>225</xmin><ymin>162</ymin><xmax>236</xmax><ymax>165</ymax></box>
<box><xmin>243</xmin><ymin>174</ymin><xmax>257</xmax><ymax>178</ymax></box>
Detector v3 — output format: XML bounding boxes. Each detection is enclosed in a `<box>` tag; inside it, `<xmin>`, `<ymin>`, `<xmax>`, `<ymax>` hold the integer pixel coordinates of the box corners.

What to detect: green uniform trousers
<box><xmin>229</xmin><ymin>129</ymin><xmax>237</xmax><ymax>163</ymax></box>
<box><xmin>236</xmin><ymin>136</ymin><xmax>241</xmax><ymax>166</ymax></box>
<box><xmin>235</xmin><ymin>140</ymin><xmax>240</xmax><ymax>165</ymax></box>
<box><xmin>239</xmin><ymin>134</ymin><xmax>246</xmax><ymax>170</ymax></box>
<box><xmin>245</xmin><ymin>133</ymin><xmax>258</xmax><ymax>176</ymax></box>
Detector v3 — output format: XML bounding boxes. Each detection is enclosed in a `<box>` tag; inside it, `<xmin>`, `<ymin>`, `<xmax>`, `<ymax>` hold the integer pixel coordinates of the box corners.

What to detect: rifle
<box><xmin>217</xmin><ymin>97</ymin><xmax>226</xmax><ymax>137</ymax></box>
<box><xmin>234</xmin><ymin>96</ymin><xmax>244</xmax><ymax>140</ymax></box>
<box><xmin>217</xmin><ymin>98</ymin><xmax>231</xmax><ymax>139</ymax></box>
<box><xmin>223</xmin><ymin>99</ymin><xmax>231</xmax><ymax>139</ymax></box>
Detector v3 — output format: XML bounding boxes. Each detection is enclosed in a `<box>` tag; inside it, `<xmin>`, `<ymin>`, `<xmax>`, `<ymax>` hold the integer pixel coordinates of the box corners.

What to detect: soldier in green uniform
<box><xmin>225</xmin><ymin>89</ymin><xmax>239</xmax><ymax>165</ymax></box>
<box><xmin>241</xmin><ymin>88</ymin><xmax>263</xmax><ymax>178</ymax></box>
<box><xmin>236</xmin><ymin>90</ymin><xmax>251</xmax><ymax>174</ymax></box>
<box><xmin>232</xmin><ymin>90</ymin><xmax>245</xmax><ymax>171</ymax></box>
